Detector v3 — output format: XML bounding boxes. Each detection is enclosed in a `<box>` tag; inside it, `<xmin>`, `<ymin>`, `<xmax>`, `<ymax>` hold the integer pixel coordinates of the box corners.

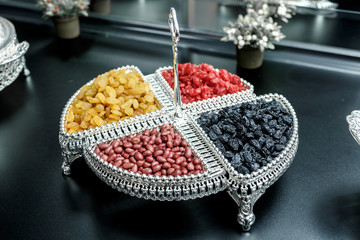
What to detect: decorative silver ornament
<box><xmin>59</xmin><ymin>8</ymin><xmax>299</xmax><ymax>232</ymax></box>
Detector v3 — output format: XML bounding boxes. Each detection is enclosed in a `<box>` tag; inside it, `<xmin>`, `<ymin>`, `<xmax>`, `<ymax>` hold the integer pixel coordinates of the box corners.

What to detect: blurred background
<box><xmin>1</xmin><ymin>0</ymin><xmax>359</xmax><ymax>52</ymax></box>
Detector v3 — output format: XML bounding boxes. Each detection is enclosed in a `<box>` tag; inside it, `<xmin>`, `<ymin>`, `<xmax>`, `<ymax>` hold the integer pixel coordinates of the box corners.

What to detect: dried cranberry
<box><xmin>162</xmin><ymin>63</ymin><xmax>249</xmax><ymax>104</ymax></box>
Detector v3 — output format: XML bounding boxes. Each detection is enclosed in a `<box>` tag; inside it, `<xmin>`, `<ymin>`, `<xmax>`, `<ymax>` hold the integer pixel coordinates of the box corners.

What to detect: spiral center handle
<box><xmin>169</xmin><ymin>8</ymin><xmax>180</xmax><ymax>44</ymax></box>
<box><xmin>168</xmin><ymin>7</ymin><xmax>184</xmax><ymax>122</ymax></box>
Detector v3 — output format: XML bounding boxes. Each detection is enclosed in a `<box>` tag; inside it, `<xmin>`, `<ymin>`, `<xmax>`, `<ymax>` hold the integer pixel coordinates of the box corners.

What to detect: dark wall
<box><xmin>331</xmin><ymin>0</ymin><xmax>360</xmax><ymax>11</ymax></box>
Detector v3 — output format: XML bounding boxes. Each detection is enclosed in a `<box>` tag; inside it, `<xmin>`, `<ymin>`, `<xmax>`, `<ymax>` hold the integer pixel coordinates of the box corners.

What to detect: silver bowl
<box><xmin>0</xmin><ymin>16</ymin><xmax>29</xmax><ymax>91</ymax></box>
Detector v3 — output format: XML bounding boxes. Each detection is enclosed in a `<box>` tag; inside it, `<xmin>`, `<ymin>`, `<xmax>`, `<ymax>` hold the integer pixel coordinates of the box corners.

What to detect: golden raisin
<box><xmin>64</xmin><ymin>68</ymin><xmax>162</xmax><ymax>133</ymax></box>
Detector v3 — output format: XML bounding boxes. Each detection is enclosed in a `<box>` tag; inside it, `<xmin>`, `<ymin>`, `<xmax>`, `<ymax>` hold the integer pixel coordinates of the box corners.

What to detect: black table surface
<box><xmin>1</xmin><ymin>15</ymin><xmax>360</xmax><ymax>240</ymax></box>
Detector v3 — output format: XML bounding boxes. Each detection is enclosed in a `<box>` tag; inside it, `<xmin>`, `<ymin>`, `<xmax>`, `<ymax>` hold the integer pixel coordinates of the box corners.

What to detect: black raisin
<box><xmin>243</xmin><ymin>151</ymin><xmax>253</xmax><ymax>163</ymax></box>
<box><xmin>263</xmin><ymin>114</ymin><xmax>273</xmax><ymax>120</ymax></box>
<box><xmin>236</xmin><ymin>124</ymin><xmax>247</xmax><ymax>134</ymax></box>
<box><xmin>242</xmin><ymin>116</ymin><xmax>250</xmax><ymax>127</ymax></box>
<box><xmin>265</xmin><ymin>138</ymin><xmax>275</xmax><ymax>149</ymax></box>
<box><xmin>273</xmin><ymin>130</ymin><xmax>282</xmax><ymax>139</ymax></box>
<box><xmin>245</xmin><ymin>110</ymin><xmax>256</xmax><ymax>118</ymax></box>
<box><xmin>275</xmin><ymin>144</ymin><xmax>285</xmax><ymax>151</ymax></box>
<box><xmin>219</xmin><ymin>133</ymin><xmax>230</xmax><ymax>143</ymax></box>
<box><xmin>271</xmin><ymin>151</ymin><xmax>280</xmax><ymax>157</ymax></box>
<box><xmin>211</xmin><ymin>125</ymin><xmax>222</xmax><ymax>135</ymax></box>
<box><xmin>253</xmin><ymin>152</ymin><xmax>262</xmax><ymax>161</ymax></box>
<box><xmin>229</xmin><ymin>139</ymin><xmax>240</xmax><ymax>151</ymax></box>
<box><xmin>231</xmin><ymin>153</ymin><xmax>242</xmax><ymax>167</ymax></box>
<box><xmin>198</xmin><ymin>115</ymin><xmax>211</xmax><ymax>127</ymax></box>
<box><xmin>215</xmin><ymin>139</ymin><xmax>226</xmax><ymax>153</ymax></box>
<box><xmin>249</xmin><ymin>119</ymin><xmax>257</xmax><ymax>129</ymax></box>
<box><xmin>243</xmin><ymin>143</ymin><xmax>251</xmax><ymax>151</ymax></box>
<box><xmin>285</xmin><ymin>126</ymin><xmax>293</xmax><ymax>137</ymax></box>
<box><xmin>238</xmin><ymin>139</ymin><xmax>244</xmax><ymax>148</ymax></box>
<box><xmin>233</xmin><ymin>113</ymin><xmax>242</xmax><ymax>122</ymax></box>
<box><xmin>208</xmin><ymin>130</ymin><xmax>218</xmax><ymax>140</ymax></box>
<box><xmin>245</xmin><ymin>132</ymin><xmax>255</xmax><ymax>139</ymax></box>
<box><xmin>223</xmin><ymin>124</ymin><xmax>236</xmax><ymax>133</ymax></box>
<box><xmin>269</xmin><ymin>119</ymin><xmax>277</xmax><ymax>127</ymax></box>
<box><xmin>261</xmin><ymin>148</ymin><xmax>270</xmax><ymax>156</ymax></box>
<box><xmin>262</xmin><ymin>118</ymin><xmax>269</xmax><ymax>124</ymax></box>
<box><xmin>260</xmin><ymin>158</ymin><xmax>268</xmax><ymax>166</ymax></box>
<box><xmin>219</xmin><ymin>109</ymin><xmax>230</xmax><ymax>118</ymax></box>
<box><xmin>250</xmin><ymin>139</ymin><xmax>261</xmax><ymax>149</ymax></box>
<box><xmin>248</xmin><ymin>162</ymin><xmax>260</xmax><ymax>172</ymax></box>
<box><xmin>263</xmin><ymin>124</ymin><xmax>272</xmax><ymax>135</ymax></box>
<box><xmin>202</xmin><ymin>126</ymin><xmax>210</xmax><ymax>134</ymax></box>
<box><xmin>224</xmin><ymin>151</ymin><xmax>234</xmax><ymax>159</ymax></box>
<box><xmin>277</xmin><ymin>117</ymin><xmax>284</xmax><ymax>125</ymax></box>
<box><xmin>258</xmin><ymin>136</ymin><xmax>266</xmax><ymax>146</ymax></box>
<box><xmin>237</xmin><ymin>165</ymin><xmax>250</xmax><ymax>174</ymax></box>
<box><xmin>283</xmin><ymin>115</ymin><xmax>293</xmax><ymax>125</ymax></box>
<box><xmin>210</xmin><ymin>113</ymin><xmax>219</xmax><ymax>125</ymax></box>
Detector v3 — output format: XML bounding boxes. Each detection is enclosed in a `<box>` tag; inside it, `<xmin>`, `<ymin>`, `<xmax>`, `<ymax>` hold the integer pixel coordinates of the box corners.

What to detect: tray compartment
<box><xmin>83</xmin><ymin>114</ymin><xmax>227</xmax><ymax>201</ymax></box>
<box><xmin>187</xmin><ymin>93</ymin><xmax>299</xmax><ymax>231</ymax></box>
<box><xmin>155</xmin><ymin>65</ymin><xmax>255</xmax><ymax>110</ymax></box>
<box><xmin>59</xmin><ymin>66</ymin><xmax>174</xmax><ymax>175</ymax></box>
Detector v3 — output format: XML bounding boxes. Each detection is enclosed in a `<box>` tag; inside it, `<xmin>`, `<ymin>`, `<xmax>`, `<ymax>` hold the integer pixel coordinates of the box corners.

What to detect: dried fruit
<box><xmin>198</xmin><ymin>99</ymin><xmax>293</xmax><ymax>174</ymax></box>
<box><xmin>162</xmin><ymin>63</ymin><xmax>249</xmax><ymax>104</ymax></box>
<box><xmin>65</xmin><ymin>68</ymin><xmax>162</xmax><ymax>133</ymax></box>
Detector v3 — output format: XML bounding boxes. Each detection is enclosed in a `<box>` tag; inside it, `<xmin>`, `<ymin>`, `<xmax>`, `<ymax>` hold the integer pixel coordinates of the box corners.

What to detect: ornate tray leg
<box><xmin>59</xmin><ymin>134</ymin><xmax>82</xmax><ymax>175</ymax></box>
<box><xmin>227</xmin><ymin>181</ymin><xmax>264</xmax><ymax>231</ymax></box>
<box><xmin>61</xmin><ymin>151</ymin><xmax>82</xmax><ymax>175</ymax></box>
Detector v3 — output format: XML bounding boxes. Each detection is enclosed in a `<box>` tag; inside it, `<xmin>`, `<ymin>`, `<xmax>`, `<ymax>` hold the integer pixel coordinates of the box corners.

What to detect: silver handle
<box><xmin>168</xmin><ymin>7</ymin><xmax>183</xmax><ymax>121</ymax></box>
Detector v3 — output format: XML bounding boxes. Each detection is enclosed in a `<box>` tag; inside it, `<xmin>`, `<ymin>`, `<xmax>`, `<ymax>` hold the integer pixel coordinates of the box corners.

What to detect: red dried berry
<box><xmin>162</xmin><ymin>63</ymin><xmax>248</xmax><ymax>104</ymax></box>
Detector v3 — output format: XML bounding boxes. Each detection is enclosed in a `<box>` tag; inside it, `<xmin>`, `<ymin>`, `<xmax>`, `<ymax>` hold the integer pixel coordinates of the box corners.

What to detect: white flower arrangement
<box><xmin>221</xmin><ymin>1</ymin><xmax>295</xmax><ymax>52</ymax></box>
<box><xmin>37</xmin><ymin>0</ymin><xmax>90</xmax><ymax>19</ymax></box>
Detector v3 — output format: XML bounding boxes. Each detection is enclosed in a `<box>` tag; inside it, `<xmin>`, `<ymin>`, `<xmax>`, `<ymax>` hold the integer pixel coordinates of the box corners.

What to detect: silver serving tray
<box><xmin>59</xmin><ymin>8</ymin><xmax>297</xmax><ymax>232</ymax></box>
<box><xmin>59</xmin><ymin>65</ymin><xmax>174</xmax><ymax>175</ymax></box>
<box><xmin>60</xmin><ymin>73</ymin><xmax>298</xmax><ymax>230</ymax></box>
<box><xmin>154</xmin><ymin>66</ymin><xmax>255</xmax><ymax>110</ymax></box>
<box><xmin>59</xmin><ymin>63</ymin><xmax>299</xmax><ymax>231</ymax></box>
<box><xmin>0</xmin><ymin>16</ymin><xmax>29</xmax><ymax>91</ymax></box>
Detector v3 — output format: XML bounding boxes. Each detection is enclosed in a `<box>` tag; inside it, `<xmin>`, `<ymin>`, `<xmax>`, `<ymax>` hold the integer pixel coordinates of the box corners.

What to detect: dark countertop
<box><xmin>1</xmin><ymin>10</ymin><xmax>360</xmax><ymax>240</ymax></box>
